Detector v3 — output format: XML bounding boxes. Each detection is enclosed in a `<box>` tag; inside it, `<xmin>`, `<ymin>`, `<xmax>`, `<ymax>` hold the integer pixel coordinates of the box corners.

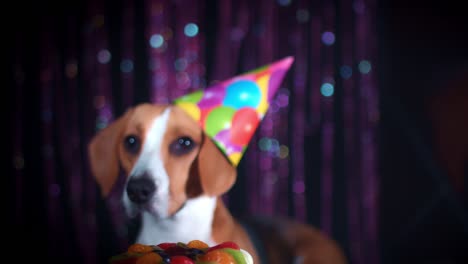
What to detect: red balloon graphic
<box><xmin>230</xmin><ymin>108</ymin><xmax>260</xmax><ymax>146</ymax></box>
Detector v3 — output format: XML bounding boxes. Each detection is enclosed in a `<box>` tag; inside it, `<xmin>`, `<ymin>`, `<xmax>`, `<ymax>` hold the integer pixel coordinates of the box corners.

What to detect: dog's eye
<box><xmin>124</xmin><ymin>135</ymin><xmax>141</xmax><ymax>154</ymax></box>
<box><xmin>169</xmin><ymin>136</ymin><xmax>195</xmax><ymax>156</ymax></box>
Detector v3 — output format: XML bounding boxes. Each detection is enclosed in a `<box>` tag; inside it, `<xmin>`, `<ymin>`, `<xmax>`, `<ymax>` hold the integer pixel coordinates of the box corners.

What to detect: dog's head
<box><xmin>88</xmin><ymin>103</ymin><xmax>236</xmax><ymax>218</ymax></box>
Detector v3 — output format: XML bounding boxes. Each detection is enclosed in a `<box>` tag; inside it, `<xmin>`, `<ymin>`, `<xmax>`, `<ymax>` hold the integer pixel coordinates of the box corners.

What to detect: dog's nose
<box><xmin>126</xmin><ymin>177</ymin><xmax>156</xmax><ymax>204</ymax></box>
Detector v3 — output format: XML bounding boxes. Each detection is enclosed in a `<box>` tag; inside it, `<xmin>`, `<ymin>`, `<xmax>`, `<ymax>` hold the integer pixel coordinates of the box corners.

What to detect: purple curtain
<box><xmin>10</xmin><ymin>0</ymin><xmax>379</xmax><ymax>263</ymax></box>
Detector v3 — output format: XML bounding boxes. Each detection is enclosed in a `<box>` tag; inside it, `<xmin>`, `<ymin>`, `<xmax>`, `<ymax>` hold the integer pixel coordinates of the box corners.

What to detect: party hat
<box><xmin>173</xmin><ymin>56</ymin><xmax>294</xmax><ymax>166</ymax></box>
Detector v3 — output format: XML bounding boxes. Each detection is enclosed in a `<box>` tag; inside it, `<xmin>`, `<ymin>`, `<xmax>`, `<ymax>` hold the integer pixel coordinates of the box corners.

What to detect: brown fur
<box><xmin>88</xmin><ymin>103</ymin><xmax>347</xmax><ymax>264</ymax></box>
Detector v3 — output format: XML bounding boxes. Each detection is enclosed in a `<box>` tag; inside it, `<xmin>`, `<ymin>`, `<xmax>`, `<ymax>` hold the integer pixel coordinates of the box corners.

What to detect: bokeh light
<box><xmin>184</xmin><ymin>23</ymin><xmax>199</xmax><ymax>37</ymax></box>
<box><xmin>176</xmin><ymin>72</ymin><xmax>191</xmax><ymax>89</ymax></box>
<box><xmin>276</xmin><ymin>93</ymin><xmax>289</xmax><ymax>107</ymax></box>
<box><xmin>279</xmin><ymin>145</ymin><xmax>289</xmax><ymax>159</ymax></box>
<box><xmin>322</xmin><ymin>31</ymin><xmax>336</xmax><ymax>46</ymax></box>
<box><xmin>340</xmin><ymin>65</ymin><xmax>353</xmax><ymax>79</ymax></box>
<box><xmin>174</xmin><ymin>58</ymin><xmax>188</xmax><ymax>71</ymax></box>
<box><xmin>162</xmin><ymin>27</ymin><xmax>173</xmax><ymax>40</ymax></box>
<box><xmin>42</xmin><ymin>109</ymin><xmax>53</xmax><ymax>123</ymax></box>
<box><xmin>277</xmin><ymin>0</ymin><xmax>292</xmax><ymax>6</ymax></box>
<box><xmin>13</xmin><ymin>155</ymin><xmax>24</xmax><ymax>170</ymax></box>
<box><xmin>293</xmin><ymin>180</ymin><xmax>305</xmax><ymax>194</ymax></box>
<box><xmin>259</xmin><ymin>137</ymin><xmax>272</xmax><ymax>151</ymax></box>
<box><xmin>93</xmin><ymin>96</ymin><xmax>106</xmax><ymax>109</ymax></box>
<box><xmin>95</xmin><ymin>116</ymin><xmax>108</xmax><ymax>130</ymax></box>
<box><xmin>49</xmin><ymin>183</ymin><xmax>61</xmax><ymax>197</ymax></box>
<box><xmin>149</xmin><ymin>34</ymin><xmax>164</xmax><ymax>48</ymax></box>
<box><xmin>321</xmin><ymin>82</ymin><xmax>334</xmax><ymax>97</ymax></box>
<box><xmin>65</xmin><ymin>62</ymin><xmax>78</xmax><ymax>78</ymax></box>
<box><xmin>97</xmin><ymin>49</ymin><xmax>111</xmax><ymax>64</ymax></box>
<box><xmin>230</xmin><ymin>27</ymin><xmax>245</xmax><ymax>41</ymax></box>
<box><xmin>358</xmin><ymin>60</ymin><xmax>372</xmax><ymax>74</ymax></box>
<box><xmin>120</xmin><ymin>59</ymin><xmax>134</xmax><ymax>73</ymax></box>
<box><xmin>353</xmin><ymin>1</ymin><xmax>366</xmax><ymax>15</ymax></box>
<box><xmin>296</xmin><ymin>9</ymin><xmax>310</xmax><ymax>23</ymax></box>
<box><xmin>92</xmin><ymin>15</ymin><xmax>105</xmax><ymax>28</ymax></box>
<box><xmin>148</xmin><ymin>58</ymin><xmax>161</xmax><ymax>71</ymax></box>
<box><xmin>42</xmin><ymin>144</ymin><xmax>54</xmax><ymax>159</ymax></box>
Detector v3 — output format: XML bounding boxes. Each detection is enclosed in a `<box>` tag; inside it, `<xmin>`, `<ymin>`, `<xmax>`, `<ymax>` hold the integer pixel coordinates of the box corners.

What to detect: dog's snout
<box><xmin>126</xmin><ymin>177</ymin><xmax>156</xmax><ymax>204</ymax></box>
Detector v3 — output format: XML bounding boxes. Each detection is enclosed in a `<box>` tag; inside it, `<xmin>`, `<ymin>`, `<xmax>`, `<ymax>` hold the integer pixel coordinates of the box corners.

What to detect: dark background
<box><xmin>378</xmin><ymin>0</ymin><xmax>468</xmax><ymax>263</ymax></box>
<box><xmin>7</xmin><ymin>0</ymin><xmax>468</xmax><ymax>263</ymax></box>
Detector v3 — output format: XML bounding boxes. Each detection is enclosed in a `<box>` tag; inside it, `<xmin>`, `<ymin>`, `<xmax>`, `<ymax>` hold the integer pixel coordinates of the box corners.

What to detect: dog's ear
<box><xmin>195</xmin><ymin>134</ymin><xmax>237</xmax><ymax>196</ymax></box>
<box><xmin>88</xmin><ymin>109</ymin><xmax>132</xmax><ymax>197</ymax></box>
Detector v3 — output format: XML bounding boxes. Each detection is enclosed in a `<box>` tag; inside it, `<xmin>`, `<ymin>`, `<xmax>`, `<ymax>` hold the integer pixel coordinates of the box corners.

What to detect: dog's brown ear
<box><xmin>88</xmin><ymin>109</ymin><xmax>132</xmax><ymax>197</ymax></box>
<box><xmin>196</xmin><ymin>134</ymin><xmax>237</xmax><ymax>196</ymax></box>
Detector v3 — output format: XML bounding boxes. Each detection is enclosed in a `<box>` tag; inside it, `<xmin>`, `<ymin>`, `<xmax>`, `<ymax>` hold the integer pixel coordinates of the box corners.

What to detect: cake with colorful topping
<box><xmin>110</xmin><ymin>240</ymin><xmax>253</xmax><ymax>264</ymax></box>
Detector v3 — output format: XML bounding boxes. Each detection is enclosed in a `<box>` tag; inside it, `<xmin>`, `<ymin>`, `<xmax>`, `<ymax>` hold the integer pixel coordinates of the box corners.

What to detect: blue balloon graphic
<box><xmin>223</xmin><ymin>80</ymin><xmax>261</xmax><ymax>109</ymax></box>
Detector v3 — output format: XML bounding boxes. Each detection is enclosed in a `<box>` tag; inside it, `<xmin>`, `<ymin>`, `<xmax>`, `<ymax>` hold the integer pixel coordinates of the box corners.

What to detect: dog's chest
<box><xmin>136</xmin><ymin>196</ymin><xmax>217</xmax><ymax>246</ymax></box>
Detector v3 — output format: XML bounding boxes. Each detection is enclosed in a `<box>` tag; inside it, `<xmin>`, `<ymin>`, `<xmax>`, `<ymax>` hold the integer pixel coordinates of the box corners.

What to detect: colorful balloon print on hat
<box><xmin>173</xmin><ymin>56</ymin><xmax>294</xmax><ymax>166</ymax></box>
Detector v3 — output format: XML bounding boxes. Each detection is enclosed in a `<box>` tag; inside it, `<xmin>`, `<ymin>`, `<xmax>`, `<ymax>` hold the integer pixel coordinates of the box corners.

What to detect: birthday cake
<box><xmin>109</xmin><ymin>240</ymin><xmax>253</xmax><ymax>264</ymax></box>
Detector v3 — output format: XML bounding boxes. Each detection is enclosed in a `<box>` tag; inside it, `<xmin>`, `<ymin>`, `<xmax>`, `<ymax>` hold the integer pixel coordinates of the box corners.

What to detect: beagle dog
<box><xmin>88</xmin><ymin>103</ymin><xmax>347</xmax><ymax>264</ymax></box>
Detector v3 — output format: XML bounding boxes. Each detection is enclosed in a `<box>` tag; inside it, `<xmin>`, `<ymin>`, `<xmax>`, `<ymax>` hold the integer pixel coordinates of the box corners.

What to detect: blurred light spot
<box><xmin>176</xmin><ymin>72</ymin><xmax>191</xmax><ymax>89</ymax></box>
<box><xmin>296</xmin><ymin>9</ymin><xmax>310</xmax><ymax>23</ymax></box>
<box><xmin>174</xmin><ymin>58</ymin><xmax>188</xmax><ymax>71</ymax></box>
<box><xmin>92</xmin><ymin>15</ymin><xmax>105</xmax><ymax>28</ymax></box>
<box><xmin>65</xmin><ymin>62</ymin><xmax>78</xmax><ymax>78</ymax></box>
<box><xmin>97</xmin><ymin>49</ymin><xmax>111</xmax><ymax>64</ymax></box>
<box><xmin>265</xmin><ymin>172</ymin><xmax>279</xmax><ymax>185</ymax></box>
<box><xmin>230</xmin><ymin>27</ymin><xmax>245</xmax><ymax>41</ymax></box>
<box><xmin>277</xmin><ymin>0</ymin><xmax>292</xmax><ymax>6</ymax></box>
<box><xmin>293</xmin><ymin>180</ymin><xmax>305</xmax><ymax>194</ymax></box>
<box><xmin>279</xmin><ymin>145</ymin><xmax>289</xmax><ymax>159</ymax></box>
<box><xmin>162</xmin><ymin>27</ymin><xmax>173</xmax><ymax>40</ymax></box>
<box><xmin>358</xmin><ymin>60</ymin><xmax>372</xmax><ymax>74</ymax></box>
<box><xmin>95</xmin><ymin>116</ymin><xmax>108</xmax><ymax>130</ymax></box>
<box><xmin>42</xmin><ymin>110</ymin><xmax>53</xmax><ymax>123</ymax></box>
<box><xmin>13</xmin><ymin>155</ymin><xmax>24</xmax><ymax>170</ymax></box>
<box><xmin>148</xmin><ymin>58</ymin><xmax>161</xmax><ymax>71</ymax></box>
<box><xmin>276</xmin><ymin>93</ymin><xmax>289</xmax><ymax>107</ymax></box>
<box><xmin>191</xmin><ymin>75</ymin><xmax>203</xmax><ymax>89</ymax></box>
<box><xmin>340</xmin><ymin>65</ymin><xmax>353</xmax><ymax>79</ymax></box>
<box><xmin>120</xmin><ymin>59</ymin><xmax>134</xmax><ymax>73</ymax></box>
<box><xmin>100</xmin><ymin>107</ymin><xmax>113</xmax><ymax>120</ymax></box>
<box><xmin>183</xmin><ymin>51</ymin><xmax>196</xmax><ymax>63</ymax></box>
<box><xmin>253</xmin><ymin>24</ymin><xmax>265</xmax><ymax>36</ymax></box>
<box><xmin>321</xmin><ymin>83</ymin><xmax>334</xmax><ymax>97</ymax></box>
<box><xmin>150</xmin><ymin>34</ymin><xmax>164</xmax><ymax>48</ymax></box>
<box><xmin>154</xmin><ymin>74</ymin><xmax>167</xmax><ymax>87</ymax></box>
<box><xmin>184</xmin><ymin>23</ymin><xmax>199</xmax><ymax>37</ymax></box>
<box><xmin>321</xmin><ymin>31</ymin><xmax>335</xmax><ymax>46</ymax></box>
<box><xmin>353</xmin><ymin>1</ymin><xmax>366</xmax><ymax>14</ymax></box>
<box><xmin>93</xmin><ymin>96</ymin><xmax>106</xmax><ymax>109</ymax></box>
<box><xmin>42</xmin><ymin>145</ymin><xmax>54</xmax><ymax>159</ymax></box>
<box><xmin>49</xmin><ymin>183</ymin><xmax>61</xmax><ymax>197</ymax></box>
<box><xmin>151</xmin><ymin>2</ymin><xmax>163</xmax><ymax>15</ymax></box>
<box><xmin>270</xmin><ymin>102</ymin><xmax>280</xmax><ymax>113</ymax></box>
<box><xmin>270</xmin><ymin>139</ymin><xmax>280</xmax><ymax>152</ymax></box>
<box><xmin>259</xmin><ymin>137</ymin><xmax>272</xmax><ymax>151</ymax></box>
